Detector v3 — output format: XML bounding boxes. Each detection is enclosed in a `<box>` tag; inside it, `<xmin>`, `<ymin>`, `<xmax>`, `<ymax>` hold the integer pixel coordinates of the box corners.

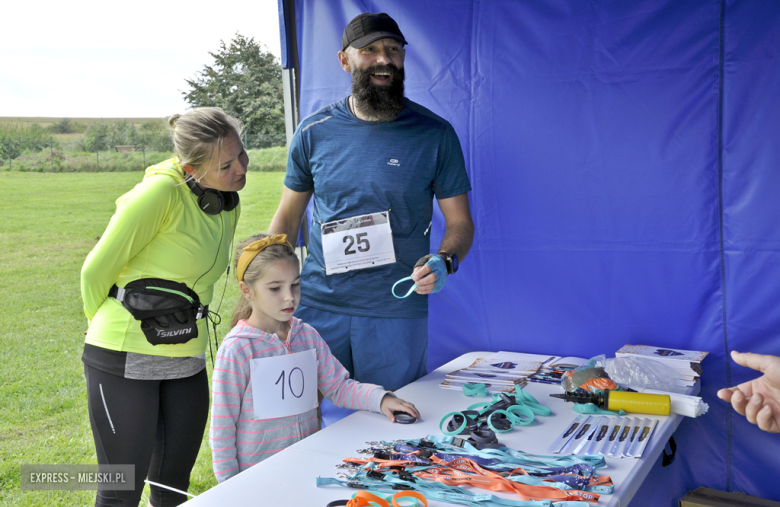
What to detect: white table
<box><xmin>188</xmin><ymin>352</ymin><xmax>697</xmax><ymax>506</ymax></box>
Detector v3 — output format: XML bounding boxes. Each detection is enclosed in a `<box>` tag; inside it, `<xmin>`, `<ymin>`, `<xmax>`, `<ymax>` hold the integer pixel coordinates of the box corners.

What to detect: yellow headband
<box><xmin>236</xmin><ymin>234</ymin><xmax>294</xmax><ymax>282</ymax></box>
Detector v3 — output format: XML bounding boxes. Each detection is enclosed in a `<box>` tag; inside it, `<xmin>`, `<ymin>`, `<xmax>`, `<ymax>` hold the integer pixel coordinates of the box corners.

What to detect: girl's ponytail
<box><xmin>230</xmin><ymin>298</ymin><xmax>254</xmax><ymax>328</ymax></box>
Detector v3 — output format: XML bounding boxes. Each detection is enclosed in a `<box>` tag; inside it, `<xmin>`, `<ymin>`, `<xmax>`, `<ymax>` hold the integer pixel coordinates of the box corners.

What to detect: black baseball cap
<box><xmin>342</xmin><ymin>13</ymin><xmax>408</xmax><ymax>51</ymax></box>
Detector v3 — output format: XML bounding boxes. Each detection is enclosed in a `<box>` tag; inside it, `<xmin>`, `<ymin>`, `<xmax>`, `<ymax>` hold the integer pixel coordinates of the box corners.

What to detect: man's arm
<box><xmin>413</xmin><ymin>193</ymin><xmax>474</xmax><ymax>293</ymax></box>
<box><xmin>436</xmin><ymin>193</ymin><xmax>474</xmax><ymax>261</ymax></box>
<box><xmin>268</xmin><ymin>186</ymin><xmax>314</xmax><ymax>241</ymax></box>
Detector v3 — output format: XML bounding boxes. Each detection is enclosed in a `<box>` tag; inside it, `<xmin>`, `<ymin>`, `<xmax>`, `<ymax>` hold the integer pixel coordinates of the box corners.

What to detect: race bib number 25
<box><xmin>321</xmin><ymin>211</ymin><xmax>396</xmax><ymax>275</ymax></box>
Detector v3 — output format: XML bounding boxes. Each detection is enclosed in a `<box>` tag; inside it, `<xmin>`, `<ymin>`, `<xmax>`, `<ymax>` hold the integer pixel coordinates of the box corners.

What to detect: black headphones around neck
<box><xmin>185</xmin><ymin>178</ymin><xmax>239</xmax><ymax>215</ymax></box>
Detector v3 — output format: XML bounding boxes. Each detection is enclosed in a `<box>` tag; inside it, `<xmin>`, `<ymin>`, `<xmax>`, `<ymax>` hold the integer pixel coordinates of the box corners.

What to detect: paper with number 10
<box><xmin>250</xmin><ymin>349</ymin><xmax>318</xmax><ymax>420</ymax></box>
<box><xmin>321</xmin><ymin>211</ymin><xmax>396</xmax><ymax>275</ymax></box>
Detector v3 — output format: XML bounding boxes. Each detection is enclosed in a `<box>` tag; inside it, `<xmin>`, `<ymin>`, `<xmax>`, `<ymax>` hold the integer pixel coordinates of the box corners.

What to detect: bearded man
<box><xmin>269</xmin><ymin>12</ymin><xmax>474</xmax><ymax>391</ymax></box>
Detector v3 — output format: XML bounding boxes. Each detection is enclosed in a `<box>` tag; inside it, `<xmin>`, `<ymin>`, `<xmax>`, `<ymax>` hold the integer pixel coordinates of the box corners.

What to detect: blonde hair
<box><xmin>168</xmin><ymin>107</ymin><xmax>244</xmax><ymax>173</ymax></box>
<box><xmin>231</xmin><ymin>234</ymin><xmax>299</xmax><ymax>327</ymax></box>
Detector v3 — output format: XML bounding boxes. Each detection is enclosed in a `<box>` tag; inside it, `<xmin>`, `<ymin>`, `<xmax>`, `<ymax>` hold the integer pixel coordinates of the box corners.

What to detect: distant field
<box><xmin>0</xmin><ymin>117</ymin><xmax>167</xmax><ymax>128</ymax></box>
<box><xmin>1</xmin><ymin>117</ymin><xmax>286</xmax><ymax>172</ymax></box>
<box><xmin>1</xmin><ymin>147</ymin><xmax>286</xmax><ymax>173</ymax></box>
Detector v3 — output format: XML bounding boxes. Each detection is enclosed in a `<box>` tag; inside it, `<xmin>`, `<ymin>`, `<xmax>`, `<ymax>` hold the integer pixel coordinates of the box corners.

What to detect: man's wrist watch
<box><xmin>438</xmin><ymin>252</ymin><xmax>459</xmax><ymax>275</ymax></box>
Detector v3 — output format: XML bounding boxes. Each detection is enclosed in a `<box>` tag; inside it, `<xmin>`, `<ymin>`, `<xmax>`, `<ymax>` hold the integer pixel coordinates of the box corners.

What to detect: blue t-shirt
<box><xmin>285</xmin><ymin>97</ymin><xmax>471</xmax><ymax>318</ymax></box>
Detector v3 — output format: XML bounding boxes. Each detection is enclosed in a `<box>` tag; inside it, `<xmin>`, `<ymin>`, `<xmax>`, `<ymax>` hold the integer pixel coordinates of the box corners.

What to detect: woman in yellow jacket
<box><xmin>81</xmin><ymin>108</ymin><xmax>247</xmax><ymax>507</ymax></box>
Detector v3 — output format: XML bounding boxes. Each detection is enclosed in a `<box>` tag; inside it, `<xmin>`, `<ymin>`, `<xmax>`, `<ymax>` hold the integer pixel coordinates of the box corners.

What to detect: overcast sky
<box><xmin>0</xmin><ymin>0</ymin><xmax>281</xmax><ymax>118</ymax></box>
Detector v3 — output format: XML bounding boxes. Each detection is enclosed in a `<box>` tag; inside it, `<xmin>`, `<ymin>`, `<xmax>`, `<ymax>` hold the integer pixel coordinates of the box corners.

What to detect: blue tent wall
<box><xmin>719</xmin><ymin>0</ymin><xmax>780</xmax><ymax>498</ymax></box>
<box><xmin>285</xmin><ymin>0</ymin><xmax>780</xmax><ymax>503</ymax></box>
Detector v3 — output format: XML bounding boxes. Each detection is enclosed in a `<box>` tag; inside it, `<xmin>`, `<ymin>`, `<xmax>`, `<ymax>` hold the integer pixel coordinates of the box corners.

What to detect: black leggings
<box><xmin>84</xmin><ymin>365</ymin><xmax>209</xmax><ymax>507</ymax></box>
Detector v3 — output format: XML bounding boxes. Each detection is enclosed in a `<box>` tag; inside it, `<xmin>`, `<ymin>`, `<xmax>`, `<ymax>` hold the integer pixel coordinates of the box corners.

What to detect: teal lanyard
<box><xmin>316</xmin><ymin>475</ymin><xmax>592</xmax><ymax>507</ymax></box>
<box><xmin>363</xmin><ymin>440</ymin><xmax>613</xmax><ymax>496</ymax></box>
<box><xmin>392</xmin><ymin>276</ymin><xmax>417</xmax><ymax>298</ymax></box>
<box><xmin>392</xmin><ymin>255</ymin><xmax>448</xmax><ymax>298</ymax></box>
<box><xmin>421</xmin><ymin>435</ymin><xmax>605</xmax><ymax>470</ymax></box>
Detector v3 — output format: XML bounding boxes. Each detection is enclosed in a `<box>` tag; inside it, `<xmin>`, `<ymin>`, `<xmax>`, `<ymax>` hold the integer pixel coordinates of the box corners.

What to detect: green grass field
<box><xmin>0</xmin><ymin>170</ymin><xmax>285</xmax><ymax>506</ymax></box>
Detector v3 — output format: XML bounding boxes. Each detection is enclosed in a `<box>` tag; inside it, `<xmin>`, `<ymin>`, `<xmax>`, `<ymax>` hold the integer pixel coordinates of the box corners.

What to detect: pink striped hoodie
<box><xmin>209</xmin><ymin>317</ymin><xmax>386</xmax><ymax>482</ymax></box>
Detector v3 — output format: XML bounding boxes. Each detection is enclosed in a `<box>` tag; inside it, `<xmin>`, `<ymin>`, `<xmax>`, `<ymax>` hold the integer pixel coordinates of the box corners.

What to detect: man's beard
<box><xmin>350</xmin><ymin>62</ymin><xmax>405</xmax><ymax>122</ymax></box>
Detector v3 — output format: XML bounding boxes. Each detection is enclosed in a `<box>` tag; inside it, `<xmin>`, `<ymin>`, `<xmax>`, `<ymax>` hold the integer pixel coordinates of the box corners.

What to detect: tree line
<box><xmin>2</xmin><ymin>33</ymin><xmax>284</xmax><ymax>161</ymax></box>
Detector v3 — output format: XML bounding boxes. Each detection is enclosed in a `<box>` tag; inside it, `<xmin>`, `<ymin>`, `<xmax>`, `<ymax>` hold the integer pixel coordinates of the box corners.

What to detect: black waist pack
<box><xmin>109</xmin><ymin>279</ymin><xmax>207</xmax><ymax>346</ymax></box>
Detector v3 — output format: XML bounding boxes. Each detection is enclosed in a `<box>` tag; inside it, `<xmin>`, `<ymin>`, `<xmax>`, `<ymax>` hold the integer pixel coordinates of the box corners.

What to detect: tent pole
<box><xmin>283</xmin><ymin>69</ymin><xmax>299</xmax><ymax>145</ymax></box>
<box><xmin>280</xmin><ymin>0</ymin><xmax>301</xmax><ymax>145</ymax></box>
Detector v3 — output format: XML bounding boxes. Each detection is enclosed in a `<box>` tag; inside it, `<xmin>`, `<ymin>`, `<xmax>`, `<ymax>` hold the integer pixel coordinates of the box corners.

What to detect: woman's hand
<box><xmin>380</xmin><ymin>394</ymin><xmax>421</xmax><ymax>422</ymax></box>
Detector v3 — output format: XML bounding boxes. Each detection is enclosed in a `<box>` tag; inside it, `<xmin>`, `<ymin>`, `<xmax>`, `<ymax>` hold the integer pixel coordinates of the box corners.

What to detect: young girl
<box><xmin>210</xmin><ymin>234</ymin><xmax>420</xmax><ymax>482</ymax></box>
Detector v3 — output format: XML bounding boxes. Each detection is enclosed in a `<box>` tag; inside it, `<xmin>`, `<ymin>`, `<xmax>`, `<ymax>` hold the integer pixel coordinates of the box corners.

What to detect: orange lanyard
<box><xmin>347</xmin><ymin>490</ymin><xmax>427</xmax><ymax>507</ymax></box>
<box><xmin>415</xmin><ymin>464</ymin><xmax>599</xmax><ymax>503</ymax></box>
<box><xmin>343</xmin><ymin>455</ymin><xmax>605</xmax><ymax>503</ymax></box>
<box><xmin>348</xmin><ymin>454</ymin><xmax>612</xmax><ymax>490</ymax></box>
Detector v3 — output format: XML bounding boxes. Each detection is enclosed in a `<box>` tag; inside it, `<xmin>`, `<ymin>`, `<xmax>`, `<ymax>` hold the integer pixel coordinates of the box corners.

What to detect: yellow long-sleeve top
<box><xmin>81</xmin><ymin>158</ymin><xmax>239</xmax><ymax>357</ymax></box>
